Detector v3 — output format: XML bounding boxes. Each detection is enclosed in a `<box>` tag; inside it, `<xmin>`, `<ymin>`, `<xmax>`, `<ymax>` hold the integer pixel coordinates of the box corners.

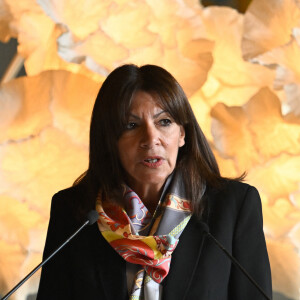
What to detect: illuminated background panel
<box><xmin>0</xmin><ymin>0</ymin><xmax>299</xmax><ymax>299</ymax></box>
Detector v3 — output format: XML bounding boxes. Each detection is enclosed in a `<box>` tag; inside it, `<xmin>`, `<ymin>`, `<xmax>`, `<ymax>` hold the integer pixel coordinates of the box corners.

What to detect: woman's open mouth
<box><xmin>142</xmin><ymin>157</ymin><xmax>163</xmax><ymax>168</ymax></box>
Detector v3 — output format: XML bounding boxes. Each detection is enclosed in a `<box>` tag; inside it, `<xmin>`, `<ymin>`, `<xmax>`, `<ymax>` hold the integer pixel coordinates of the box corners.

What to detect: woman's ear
<box><xmin>179</xmin><ymin>126</ymin><xmax>185</xmax><ymax>147</ymax></box>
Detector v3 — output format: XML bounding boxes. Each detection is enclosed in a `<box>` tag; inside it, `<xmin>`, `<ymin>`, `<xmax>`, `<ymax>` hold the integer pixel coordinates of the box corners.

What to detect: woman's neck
<box><xmin>132</xmin><ymin>184</ymin><xmax>162</xmax><ymax>215</ymax></box>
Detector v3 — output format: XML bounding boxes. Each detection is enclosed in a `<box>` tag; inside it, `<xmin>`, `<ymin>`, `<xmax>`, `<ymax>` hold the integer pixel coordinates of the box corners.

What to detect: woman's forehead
<box><xmin>128</xmin><ymin>90</ymin><xmax>166</xmax><ymax>110</ymax></box>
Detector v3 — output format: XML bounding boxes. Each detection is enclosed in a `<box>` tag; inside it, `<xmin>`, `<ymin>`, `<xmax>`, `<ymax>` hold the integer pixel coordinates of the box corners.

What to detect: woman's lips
<box><xmin>141</xmin><ymin>156</ymin><xmax>164</xmax><ymax>168</ymax></box>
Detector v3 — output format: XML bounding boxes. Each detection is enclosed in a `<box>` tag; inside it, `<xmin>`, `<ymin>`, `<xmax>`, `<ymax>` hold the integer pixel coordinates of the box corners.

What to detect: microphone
<box><xmin>200</xmin><ymin>222</ymin><xmax>271</xmax><ymax>300</ymax></box>
<box><xmin>1</xmin><ymin>210</ymin><xmax>99</xmax><ymax>300</ymax></box>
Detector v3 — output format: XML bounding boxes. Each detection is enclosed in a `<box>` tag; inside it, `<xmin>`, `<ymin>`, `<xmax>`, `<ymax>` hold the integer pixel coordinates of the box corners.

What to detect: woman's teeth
<box><xmin>145</xmin><ymin>158</ymin><xmax>158</xmax><ymax>163</ymax></box>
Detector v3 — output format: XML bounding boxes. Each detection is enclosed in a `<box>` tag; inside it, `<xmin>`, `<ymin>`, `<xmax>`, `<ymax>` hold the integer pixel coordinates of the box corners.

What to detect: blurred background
<box><xmin>0</xmin><ymin>0</ymin><xmax>299</xmax><ymax>299</ymax></box>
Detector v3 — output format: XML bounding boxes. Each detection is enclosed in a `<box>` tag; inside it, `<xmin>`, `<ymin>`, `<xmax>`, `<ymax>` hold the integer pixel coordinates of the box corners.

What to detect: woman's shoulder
<box><xmin>53</xmin><ymin>184</ymin><xmax>86</xmax><ymax>199</ymax></box>
<box><xmin>209</xmin><ymin>178</ymin><xmax>258</xmax><ymax>198</ymax></box>
<box><xmin>51</xmin><ymin>184</ymin><xmax>86</xmax><ymax>207</ymax></box>
<box><xmin>204</xmin><ymin>179</ymin><xmax>261</xmax><ymax>214</ymax></box>
<box><xmin>202</xmin><ymin>179</ymin><xmax>264</xmax><ymax>235</ymax></box>
<box><xmin>50</xmin><ymin>183</ymin><xmax>90</xmax><ymax>224</ymax></box>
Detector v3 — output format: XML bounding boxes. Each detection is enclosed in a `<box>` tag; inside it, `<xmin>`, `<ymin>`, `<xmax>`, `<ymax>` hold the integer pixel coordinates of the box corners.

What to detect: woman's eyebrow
<box><xmin>128</xmin><ymin>110</ymin><xmax>167</xmax><ymax>119</ymax></box>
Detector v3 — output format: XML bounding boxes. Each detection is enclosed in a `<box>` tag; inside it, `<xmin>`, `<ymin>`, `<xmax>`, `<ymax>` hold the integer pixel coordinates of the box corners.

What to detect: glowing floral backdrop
<box><xmin>0</xmin><ymin>0</ymin><xmax>299</xmax><ymax>299</ymax></box>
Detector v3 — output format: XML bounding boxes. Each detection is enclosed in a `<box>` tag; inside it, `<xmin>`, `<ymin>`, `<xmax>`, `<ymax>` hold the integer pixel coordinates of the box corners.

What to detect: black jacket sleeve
<box><xmin>228</xmin><ymin>185</ymin><xmax>272</xmax><ymax>299</ymax></box>
<box><xmin>36</xmin><ymin>192</ymin><xmax>75</xmax><ymax>299</ymax></box>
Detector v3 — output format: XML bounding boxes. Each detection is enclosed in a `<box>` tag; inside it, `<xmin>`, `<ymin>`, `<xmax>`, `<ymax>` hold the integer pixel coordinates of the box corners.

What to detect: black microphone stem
<box><xmin>1</xmin><ymin>219</ymin><xmax>90</xmax><ymax>300</ymax></box>
<box><xmin>206</xmin><ymin>232</ymin><xmax>271</xmax><ymax>300</ymax></box>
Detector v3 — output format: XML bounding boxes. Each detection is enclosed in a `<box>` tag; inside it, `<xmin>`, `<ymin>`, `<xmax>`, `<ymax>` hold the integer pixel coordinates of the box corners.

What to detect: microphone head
<box><xmin>87</xmin><ymin>210</ymin><xmax>99</xmax><ymax>225</ymax></box>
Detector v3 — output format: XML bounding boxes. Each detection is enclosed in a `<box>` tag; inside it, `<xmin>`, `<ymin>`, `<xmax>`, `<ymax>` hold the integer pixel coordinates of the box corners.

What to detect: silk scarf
<box><xmin>96</xmin><ymin>172</ymin><xmax>192</xmax><ymax>300</ymax></box>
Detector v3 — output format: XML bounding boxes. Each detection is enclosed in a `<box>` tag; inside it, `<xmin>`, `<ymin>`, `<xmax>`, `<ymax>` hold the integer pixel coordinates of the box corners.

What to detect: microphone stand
<box><xmin>205</xmin><ymin>231</ymin><xmax>272</xmax><ymax>300</ymax></box>
<box><xmin>1</xmin><ymin>211</ymin><xmax>98</xmax><ymax>300</ymax></box>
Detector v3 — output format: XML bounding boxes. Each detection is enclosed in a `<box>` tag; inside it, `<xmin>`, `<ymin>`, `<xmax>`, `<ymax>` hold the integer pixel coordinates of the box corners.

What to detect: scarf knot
<box><xmin>96</xmin><ymin>172</ymin><xmax>193</xmax><ymax>299</ymax></box>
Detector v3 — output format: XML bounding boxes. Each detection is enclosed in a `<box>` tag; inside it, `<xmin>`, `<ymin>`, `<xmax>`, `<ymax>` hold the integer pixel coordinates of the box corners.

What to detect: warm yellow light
<box><xmin>0</xmin><ymin>0</ymin><xmax>300</xmax><ymax>299</ymax></box>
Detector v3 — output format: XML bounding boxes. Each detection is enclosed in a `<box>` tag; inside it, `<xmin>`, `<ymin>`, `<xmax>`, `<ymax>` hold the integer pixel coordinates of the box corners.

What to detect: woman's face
<box><xmin>117</xmin><ymin>90</ymin><xmax>185</xmax><ymax>194</ymax></box>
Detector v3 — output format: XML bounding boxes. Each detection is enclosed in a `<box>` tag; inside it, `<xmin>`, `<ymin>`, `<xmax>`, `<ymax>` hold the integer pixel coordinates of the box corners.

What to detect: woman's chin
<box><xmin>128</xmin><ymin>173</ymin><xmax>169</xmax><ymax>191</ymax></box>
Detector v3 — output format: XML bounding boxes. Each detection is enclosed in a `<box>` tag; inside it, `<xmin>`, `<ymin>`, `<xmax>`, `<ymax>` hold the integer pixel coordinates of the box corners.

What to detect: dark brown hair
<box><xmin>75</xmin><ymin>64</ymin><xmax>231</xmax><ymax>216</ymax></box>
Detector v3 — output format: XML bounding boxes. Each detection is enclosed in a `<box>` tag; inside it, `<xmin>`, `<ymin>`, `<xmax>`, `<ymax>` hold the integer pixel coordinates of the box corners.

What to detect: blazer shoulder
<box><xmin>50</xmin><ymin>184</ymin><xmax>89</xmax><ymax>225</ymax></box>
<box><xmin>222</xmin><ymin>179</ymin><xmax>262</xmax><ymax>210</ymax></box>
<box><xmin>206</xmin><ymin>179</ymin><xmax>258</xmax><ymax>199</ymax></box>
<box><xmin>54</xmin><ymin>183</ymin><xmax>86</xmax><ymax>199</ymax></box>
<box><xmin>221</xmin><ymin>179</ymin><xmax>256</xmax><ymax>192</ymax></box>
<box><xmin>215</xmin><ymin>179</ymin><xmax>260</xmax><ymax>201</ymax></box>
<box><xmin>203</xmin><ymin>180</ymin><xmax>261</xmax><ymax>221</ymax></box>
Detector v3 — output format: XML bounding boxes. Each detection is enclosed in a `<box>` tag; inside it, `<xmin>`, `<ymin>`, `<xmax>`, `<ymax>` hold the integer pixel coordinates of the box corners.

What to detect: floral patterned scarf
<box><xmin>95</xmin><ymin>172</ymin><xmax>192</xmax><ymax>300</ymax></box>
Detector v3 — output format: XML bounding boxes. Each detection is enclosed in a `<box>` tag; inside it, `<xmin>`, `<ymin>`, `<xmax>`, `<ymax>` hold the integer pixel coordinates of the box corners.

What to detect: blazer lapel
<box><xmin>91</xmin><ymin>225</ymin><xmax>129</xmax><ymax>300</ymax></box>
<box><xmin>162</xmin><ymin>215</ymin><xmax>207</xmax><ymax>300</ymax></box>
<box><xmin>95</xmin><ymin>219</ymin><xmax>205</xmax><ymax>300</ymax></box>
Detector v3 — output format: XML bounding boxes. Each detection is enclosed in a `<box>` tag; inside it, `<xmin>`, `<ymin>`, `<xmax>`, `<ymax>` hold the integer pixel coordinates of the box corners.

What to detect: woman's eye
<box><xmin>125</xmin><ymin>122</ymin><xmax>137</xmax><ymax>130</ymax></box>
<box><xmin>159</xmin><ymin>119</ymin><xmax>172</xmax><ymax>126</ymax></box>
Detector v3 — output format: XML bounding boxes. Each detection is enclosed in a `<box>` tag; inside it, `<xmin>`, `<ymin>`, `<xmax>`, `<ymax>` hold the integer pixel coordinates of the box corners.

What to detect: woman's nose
<box><xmin>140</xmin><ymin>123</ymin><xmax>160</xmax><ymax>149</ymax></box>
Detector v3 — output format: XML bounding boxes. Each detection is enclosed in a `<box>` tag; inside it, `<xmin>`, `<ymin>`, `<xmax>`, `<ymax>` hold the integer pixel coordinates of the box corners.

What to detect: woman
<box><xmin>37</xmin><ymin>64</ymin><xmax>272</xmax><ymax>300</ymax></box>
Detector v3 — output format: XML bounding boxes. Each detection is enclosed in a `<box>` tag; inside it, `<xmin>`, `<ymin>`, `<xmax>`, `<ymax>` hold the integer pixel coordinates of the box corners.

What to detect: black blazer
<box><xmin>37</xmin><ymin>180</ymin><xmax>272</xmax><ymax>300</ymax></box>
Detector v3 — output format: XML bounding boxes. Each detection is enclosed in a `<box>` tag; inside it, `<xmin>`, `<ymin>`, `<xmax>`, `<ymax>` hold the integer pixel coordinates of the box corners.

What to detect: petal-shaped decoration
<box><xmin>0</xmin><ymin>72</ymin><xmax>53</xmax><ymax>143</ymax></box>
<box><xmin>100</xmin><ymin>1</ymin><xmax>156</xmax><ymax>49</ymax></box>
<box><xmin>14</xmin><ymin>252</ymin><xmax>42</xmax><ymax>299</ymax></box>
<box><xmin>290</xmin><ymin>191</ymin><xmax>300</xmax><ymax>208</ymax></box>
<box><xmin>200</xmin><ymin>6</ymin><xmax>275</xmax><ymax>88</ymax></box>
<box><xmin>58</xmin><ymin>29</ymin><xmax>129</xmax><ymax>74</ymax></box>
<box><xmin>50</xmin><ymin>71</ymin><xmax>100</xmax><ymax>146</ymax></box>
<box><xmin>250</xmin><ymin>37</ymin><xmax>300</xmax><ymax>91</ymax></box>
<box><xmin>0</xmin><ymin>193</ymin><xmax>47</xmax><ymax>295</ymax></box>
<box><xmin>189</xmin><ymin>89</ymin><xmax>213</xmax><ymax>141</ymax></box>
<box><xmin>293</xmin><ymin>26</ymin><xmax>300</xmax><ymax>46</ymax></box>
<box><xmin>1</xmin><ymin>1</ymin><xmax>300</xmax><ymax>298</ymax></box>
<box><xmin>146</xmin><ymin>0</ymin><xmax>201</xmax><ymax>48</ymax></box>
<box><xmin>0</xmin><ymin>70</ymin><xmax>96</xmax><ymax>296</ymax></box>
<box><xmin>121</xmin><ymin>38</ymin><xmax>213</xmax><ymax>97</ymax></box>
<box><xmin>1</xmin><ymin>0</ymin><xmax>108</xmax><ymax>78</ymax></box>
<box><xmin>0</xmin><ymin>70</ymin><xmax>96</xmax><ymax>298</ymax></box>
<box><xmin>17</xmin><ymin>13</ymin><xmax>101</xmax><ymax>78</ymax></box>
<box><xmin>0</xmin><ymin>195</ymin><xmax>46</xmax><ymax>247</ymax></box>
<box><xmin>2</xmin><ymin>0</ymin><xmax>214</xmax><ymax>95</ymax></box>
<box><xmin>0</xmin><ymin>70</ymin><xmax>98</xmax><ymax>214</ymax></box>
<box><xmin>242</xmin><ymin>0</ymin><xmax>300</xmax><ymax>60</ymax></box>
<box><xmin>17</xmin><ymin>12</ymin><xmax>54</xmax><ymax>58</ymax></box>
<box><xmin>0</xmin><ymin>241</ymin><xmax>26</xmax><ymax>296</ymax></box>
<box><xmin>5</xmin><ymin>0</ymin><xmax>43</xmax><ymax>19</ymax></box>
<box><xmin>261</xmin><ymin>197</ymin><xmax>300</xmax><ymax>239</ymax></box>
<box><xmin>247</xmin><ymin>153</ymin><xmax>300</xmax><ymax>200</ymax></box>
<box><xmin>159</xmin><ymin>47</ymin><xmax>212</xmax><ymax>97</ymax></box>
<box><xmin>284</xmin><ymin>83</ymin><xmax>300</xmax><ymax>117</ymax></box>
<box><xmin>289</xmin><ymin>223</ymin><xmax>300</xmax><ymax>250</ymax></box>
<box><xmin>37</xmin><ymin>0</ymin><xmax>111</xmax><ymax>40</ymax></box>
<box><xmin>53</xmin><ymin>0</ymin><xmax>213</xmax><ymax>96</ymax></box>
<box><xmin>0</xmin><ymin>70</ymin><xmax>100</xmax><ymax>145</ymax></box>
<box><xmin>211</xmin><ymin>102</ymin><xmax>260</xmax><ymax>172</ymax></box>
<box><xmin>201</xmin><ymin>77</ymin><xmax>262</xmax><ymax>107</ymax></box>
<box><xmin>267</xmin><ymin>239</ymin><xmax>300</xmax><ymax>299</ymax></box>
<box><xmin>211</xmin><ymin>87</ymin><xmax>300</xmax><ymax>173</ymax></box>
<box><xmin>118</xmin><ymin>38</ymin><xmax>164</xmax><ymax>70</ymax></box>
<box><xmin>212</xmin><ymin>149</ymin><xmax>239</xmax><ymax>179</ymax></box>
<box><xmin>245</xmin><ymin>87</ymin><xmax>300</xmax><ymax>159</ymax></box>
<box><xmin>0</xmin><ymin>127</ymin><xmax>88</xmax><ymax>213</ymax></box>
<box><xmin>0</xmin><ymin>0</ymin><xmax>13</xmax><ymax>42</ymax></box>
<box><xmin>199</xmin><ymin>74</ymin><xmax>262</xmax><ymax>109</ymax></box>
